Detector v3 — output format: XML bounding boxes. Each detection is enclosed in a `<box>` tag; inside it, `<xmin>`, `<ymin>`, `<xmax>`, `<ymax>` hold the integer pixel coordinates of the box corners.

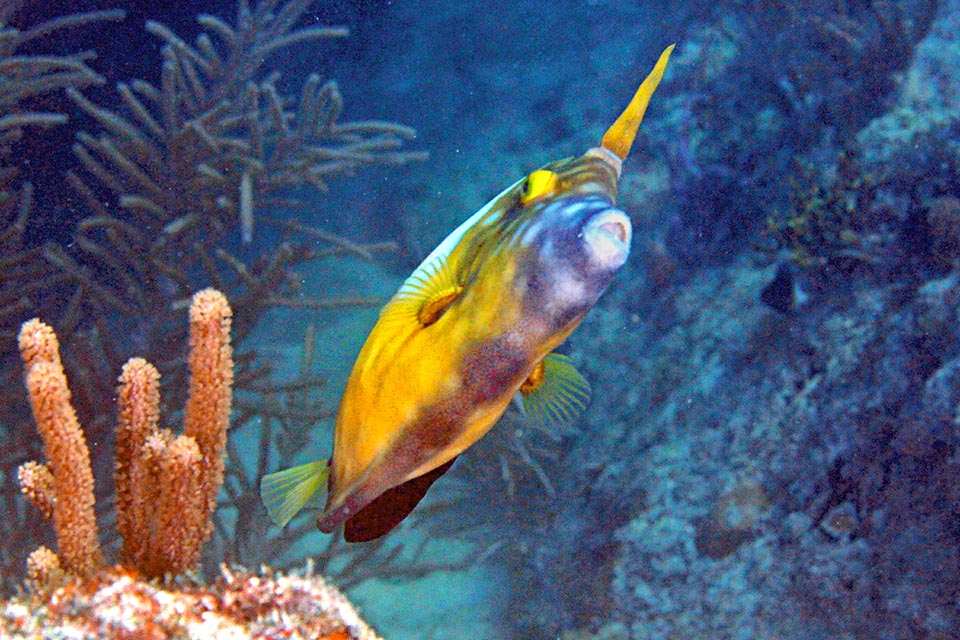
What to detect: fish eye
<box><xmin>519</xmin><ymin>169</ymin><xmax>558</xmax><ymax>206</ymax></box>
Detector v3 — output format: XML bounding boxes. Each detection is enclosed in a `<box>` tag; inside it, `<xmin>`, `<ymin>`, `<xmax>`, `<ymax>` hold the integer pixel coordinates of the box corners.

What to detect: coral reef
<box><xmin>4</xmin><ymin>0</ymin><xmax>960</xmax><ymax>637</ymax></box>
<box><xmin>323</xmin><ymin>2</ymin><xmax>960</xmax><ymax>636</ymax></box>
<box><xmin>493</xmin><ymin>3</ymin><xmax>960</xmax><ymax>634</ymax></box>
<box><xmin>0</xmin><ymin>0</ymin><xmax>427</xmax><ymax>593</ymax></box>
<box><xmin>660</xmin><ymin>0</ymin><xmax>940</xmax><ymax>266</ymax></box>
<box><xmin>8</xmin><ymin>290</ymin><xmax>380</xmax><ymax>637</ymax></box>
<box><xmin>17</xmin><ymin>289</ymin><xmax>231</xmax><ymax>581</ymax></box>
<box><xmin>0</xmin><ymin>564</ymin><xmax>380</xmax><ymax>640</ymax></box>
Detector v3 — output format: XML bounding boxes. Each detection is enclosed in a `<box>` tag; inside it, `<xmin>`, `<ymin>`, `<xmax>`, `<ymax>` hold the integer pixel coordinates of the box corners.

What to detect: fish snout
<box><xmin>582</xmin><ymin>208</ymin><xmax>632</xmax><ymax>270</ymax></box>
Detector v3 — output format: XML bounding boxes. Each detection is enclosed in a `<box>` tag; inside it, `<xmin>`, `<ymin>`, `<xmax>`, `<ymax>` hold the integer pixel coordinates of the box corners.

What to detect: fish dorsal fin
<box><xmin>381</xmin><ymin>253</ymin><xmax>464</xmax><ymax>327</ymax></box>
<box><xmin>600</xmin><ymin>44</ymin><xmax>674</xmax><ymax>161</ymax></box>
<box><xmin>260</xmin><ymin>459</ymin><xmax>329</xmax><ymax>528</ymax></box>
<box><xmin>520</xmin><ymin>353</ymin><xmax>591</xmax><ymax>428</ymax></box>
<box><xmin>344</xmin><ymin>457</ymin><xmax>457</xmax><ymax>542</ymax></box>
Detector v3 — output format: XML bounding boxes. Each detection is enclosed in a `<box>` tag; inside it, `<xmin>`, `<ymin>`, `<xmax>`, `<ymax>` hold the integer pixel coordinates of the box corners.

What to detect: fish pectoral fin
<box><xmin>344</xmin><ymin>457</ymin><xmax>457</xmax><ymax>543</ymax></box>
<box><xmin>520</xmin><ymin>353</ymin><xmax>591</xmax><ymax>428</ymax></box>
<box><xmin>260</xmin><ymin>459</ymin><xmax>328</xmax><ymax>528</ymax></box>
<box><xmin>381</xmin><ymin>252</ymin><xmax>463</xmax><ymax>328</ymax></box>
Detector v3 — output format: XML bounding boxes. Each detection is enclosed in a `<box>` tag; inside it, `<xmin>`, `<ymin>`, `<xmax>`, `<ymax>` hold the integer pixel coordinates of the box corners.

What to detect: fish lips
<box><xmin>582</xmin><ymin>207</ymin><xmax>632</xmax><ymax>270</ymax></box>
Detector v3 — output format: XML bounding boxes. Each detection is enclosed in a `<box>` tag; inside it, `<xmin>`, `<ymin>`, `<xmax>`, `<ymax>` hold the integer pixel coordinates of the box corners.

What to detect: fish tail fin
<box><xmin>260</xmin><ymin>459</ymin><xmax>328</xmax><ymax>528</ymax></box>
<box><xmin>600</xmin><ymin>43</ymin><xmax>675</xmax><ymax>161</ymax></box>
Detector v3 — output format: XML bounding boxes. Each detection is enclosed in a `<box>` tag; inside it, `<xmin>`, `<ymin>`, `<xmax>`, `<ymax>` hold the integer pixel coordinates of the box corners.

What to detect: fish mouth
<box><xmin>582</xmin><ymin>208</ymin><xmax>632</xmax><ymax>269</ymax></box>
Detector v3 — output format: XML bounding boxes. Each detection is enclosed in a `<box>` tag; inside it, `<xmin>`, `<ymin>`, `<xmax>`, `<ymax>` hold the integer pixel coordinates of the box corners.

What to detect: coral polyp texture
<box><xmin>0</xmin><ymin>564</ymin><xmax>380</xmax><ymax>640</ymax></box>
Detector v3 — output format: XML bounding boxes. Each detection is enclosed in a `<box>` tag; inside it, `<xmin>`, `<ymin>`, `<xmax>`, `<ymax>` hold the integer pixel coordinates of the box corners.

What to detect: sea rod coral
<box><xmin>0</xmin><ymin>0</ymin><xmax>425</xmax><ymax>590</ymax></box>
<box><xmin>4</xmin><ymin>288</ymin><xmax>379</xmax><ymax>639</ymax></box>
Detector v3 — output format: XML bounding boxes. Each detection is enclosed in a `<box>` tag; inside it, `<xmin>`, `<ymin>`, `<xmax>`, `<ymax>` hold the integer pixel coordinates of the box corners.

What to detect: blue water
<box><xmin>5</xmin><ymin>0</ymin><xmax>960</xmax><ymax>638</ymax></box>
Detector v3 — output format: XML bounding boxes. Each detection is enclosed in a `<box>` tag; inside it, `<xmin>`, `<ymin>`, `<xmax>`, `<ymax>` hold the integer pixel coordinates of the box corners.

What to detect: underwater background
<box><xmin>3</xmin><ymin>0</ymin><xmax>960</xmax><ymax>638</ymax></box>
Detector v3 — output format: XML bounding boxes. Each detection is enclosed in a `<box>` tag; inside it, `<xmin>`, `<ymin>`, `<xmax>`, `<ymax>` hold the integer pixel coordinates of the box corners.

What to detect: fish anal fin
<box><xmin>344</xmin><ymin>458</ymin><xmax>457</xmax><ymax>543</ymax></box>
<box><xmin>520</xmin><ymin>353</ymin><xmax>591</xmax><ymax>428</ymax></box>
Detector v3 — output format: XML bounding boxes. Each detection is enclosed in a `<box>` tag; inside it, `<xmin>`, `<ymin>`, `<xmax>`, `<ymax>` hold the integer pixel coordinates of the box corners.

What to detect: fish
<box><xmin>260</xmin><ymin>44</ymin><xmax>674</xmax><ymax>542</ymax></box>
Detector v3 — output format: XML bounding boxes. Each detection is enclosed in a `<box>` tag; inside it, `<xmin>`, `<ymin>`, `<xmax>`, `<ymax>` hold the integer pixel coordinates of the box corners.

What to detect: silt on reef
<box><xmin>0</xmin><ymin>563</ymin><xmax>380</xmax><ymax>640</ymax></box>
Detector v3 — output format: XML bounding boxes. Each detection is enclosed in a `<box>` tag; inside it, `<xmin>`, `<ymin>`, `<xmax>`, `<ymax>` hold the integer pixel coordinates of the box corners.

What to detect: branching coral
<box><xmin>0</xmin><ymin>0</ymin><xmax>124</xmax><ymax>193</ymax></box>
<box><xmin>66</xmin><ymin>0</ymin><xmax>425</xmax><ymax>250</ymax></box>
<box><xmin>0</xmin><ymin>2</ymin><xmax>124</xmax><ymax>348</ymax></box>
<box><xmin>34</xmin><ymin>0</ymin><xmax>427</xmax><ymax>345</ymax></box>
<box><xmin>17</xmin><ymin>288</ymin><xmax>233</xmax><ymax>580</ymax></box>
<box><xmin>0</xmin><ymin>0</ymin><xmax>424</xmax><ymax>348</ymax></box>
<box><xmin>0</xmin><ymin>0</ymin><xmax>424</xmax><ymax>591</ymax></box>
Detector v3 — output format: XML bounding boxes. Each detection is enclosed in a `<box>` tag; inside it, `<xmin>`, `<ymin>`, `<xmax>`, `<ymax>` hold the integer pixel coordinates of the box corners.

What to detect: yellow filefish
<box><xmin>261</xmin><ymin>45</ymin><xmax>674</xmax><ymax>542</ymax></box>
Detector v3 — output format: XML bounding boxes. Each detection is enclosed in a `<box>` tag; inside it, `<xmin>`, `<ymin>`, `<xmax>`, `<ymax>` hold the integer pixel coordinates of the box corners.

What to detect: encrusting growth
<box><xmin>17</xmin><ymin>288</ymin><xmax>234</xmax><ymax>581</ymax></box>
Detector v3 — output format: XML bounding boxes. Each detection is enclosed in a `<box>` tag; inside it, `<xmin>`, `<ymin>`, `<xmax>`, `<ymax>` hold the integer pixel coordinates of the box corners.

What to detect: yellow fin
<box><xmin>382</xmin><ymin>253</ymin><xmax>463</xmax><ymax>327</ymax></box>
<box><xmin>520</xmin><ymin>353</ymin><xmax>591</xmax><ymax>427</ymax></box>
<box><xmin>260</xmin><ymin>459</ymin><xmax>328</xmax><ymax>528</ymax></box>
<box><xmin>600</xmin><ymin>44</ymin><xmax>675</xmax><ymax>161</ymax></box>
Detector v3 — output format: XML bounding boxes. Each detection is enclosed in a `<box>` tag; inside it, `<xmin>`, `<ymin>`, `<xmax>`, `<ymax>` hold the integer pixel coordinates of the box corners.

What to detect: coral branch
<box><xmin>0</xmin><ymin>2</ymin><xmax>124</xmax><ymax>187</ymax></box>
<box><xmin>114</xmin><ymin>357</ymin><xmax>160</xmax><ymax>567</ymax></box>
<box><xmin>16</xmin><ymin>461</ymin><xmax>54</xmax><ymax>520</ymax></box>
<box><xmin>18</xmin><ymin>320</ymin><xmax>103</xmax><ymax>577</ymax></box>
<box><xmin>144</xmin><ymin>434</ymin><xmax>206</xmax><ymax>576</ymax></box>
<box><xmin>16</xmin><ymin>317</ymin><xmax>60</xmax><ymax>369</ymax></box>
<box><xmin>183</xmin><ymin>288</ymin><xmax>234</xmax><ymax>546</ymax></box>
